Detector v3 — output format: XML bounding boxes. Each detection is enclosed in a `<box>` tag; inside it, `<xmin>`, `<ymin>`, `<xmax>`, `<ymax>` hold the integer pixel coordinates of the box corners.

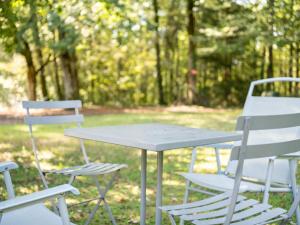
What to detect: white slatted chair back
<box><xmin>233</xmin><ymin>113</ymin><xmax>300</xmax><ymax>160</ymax></box>
<box><xmin>23</xmin><ymin>100</ymin><xmax>84</xmax><ymax>125</ymax></box>
<box><xmin>22</xmin><ymin>100</ymin><xmax>88</xmax><ymax>188</ymax></box>
<box><xmin>224</xmin><ymin>112</ymin><xmax>300</xmax><ymax>224</ymax></box>
<box><xmin>226</xmin><ymin>77</ymin><xmax>300</xmax><ymax>185</ymax></box>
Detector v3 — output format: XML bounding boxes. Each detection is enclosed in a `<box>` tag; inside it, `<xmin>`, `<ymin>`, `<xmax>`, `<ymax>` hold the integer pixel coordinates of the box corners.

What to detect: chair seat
<box><xmin>1</xmin><ymin>204</ymin><xmax>76</xmax><ymax>225</ymax></box>
<box><xmin>44</xmin><ymin>162</ymin><xmax>127</xmax><ymax>176</ymax></box>
<box><xmin>180</xmin><ymin>173</ymin><xmax>289</xmax><ymax>193</ymax></box>
<box><xmin>160</xmin><ymin>192</ymin><xmax>287</xmax><ymax>225</ymax></box>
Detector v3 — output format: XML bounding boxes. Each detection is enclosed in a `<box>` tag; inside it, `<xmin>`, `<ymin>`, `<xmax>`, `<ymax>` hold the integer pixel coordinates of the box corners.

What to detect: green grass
<box><xmin>0</xmin><ymin>108</ymin><xmax>295</xmax><ymax>224</ymax></box>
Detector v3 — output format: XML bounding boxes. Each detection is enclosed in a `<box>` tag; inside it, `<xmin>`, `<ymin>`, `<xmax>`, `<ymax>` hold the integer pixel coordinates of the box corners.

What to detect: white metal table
<box><xmin>64</xmin><ymin>123</ymin><xmax>242</xmax><ymax>225</ymax></box>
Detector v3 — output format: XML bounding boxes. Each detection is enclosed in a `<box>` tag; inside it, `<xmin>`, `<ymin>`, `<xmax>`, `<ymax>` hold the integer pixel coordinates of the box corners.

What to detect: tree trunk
<box><xmin>187</xmin><ymin>0</ymin><xmax>197</xmax><ymax>104</ymax></box>
<box><xmin>295</xmin><ymin>43</ymin><xmax>299</xmax><ymax>95</ymax></box>
<box><xmin>153</xmin><ymin>0</ymin><xmax>165</xmax><ymax>105</ymax></box>
<box><xmin>296</xmin><ymin>43</ymin><xmax>299</xmax><ymax>78</ymax></box>
<box><xmin>266</xmin><ymin>0</ymin><xmax>274</xmax><ymax>91</ymax></box>
<box><xmin>165</xmin><ymin>33</ymin><xmax>176</xmax><ymax>104</ymax></box>
<box><xmin>165</xmin><ymin>0</ymin><xmax>178</xmax><ymax>104</ymax></box>
<box><xmin>60</xmin><ymin>51</ymin><xmax>80</xmax><ymax>100</ymax></box>
<box><xmin>289</xmin><ymin>43</ymin><xmax>294</xmax><ymax>93</ymax></box>
<box><xmin>59</xmin><ymin>29</ymin><xmax>80</xmax><ymax>100</ymax></box>
<box><xmin>259</xmin><ymin>46</ymin><xmax>266</xmax><ymax>92</ymax></box>
<box><xmin>51</xmin><ymin>28</ymin><xmax>63</xmax><ymax>100</ymax></box>
<box><xmin>53</xmin><ymin>55</ymin><xmax>63</xmax><ymax>99</ymax></box>
<box><xmin>22</xmin><ymin>41</ymin><xmax>37</xmax><ymax>100</ymax></box>
<box><xmin>224</xmin><ymin>63</ymin><xmax>232</xmax><ymax>106</ymax></box>
<box><xmin>260</xmin><ymin>46</ymin><xmax>266</xmax><ymax>80</ymax></box>
<box><xmin>37</xmin><ymin>49</ymin><xmax>49</xmax><ymax>99</ymax></box>
<box><xmin>288</xmin><ymin>0</ymin><xmax>295</xmax><ymax>93</ymax></box>
<box><xmin>175</xmin><ymin>40</ymin><xmax>181</xmax><ymax>103</ymax></box>
<box><xmin>30</xmin><ymin>1</ymin><xmax>49</xmax><ymax>100</ymax></box>
<box><xmin>267</xmin><ymin>45</ymin><xmax>273</xmax><ymax>90</ymax></box>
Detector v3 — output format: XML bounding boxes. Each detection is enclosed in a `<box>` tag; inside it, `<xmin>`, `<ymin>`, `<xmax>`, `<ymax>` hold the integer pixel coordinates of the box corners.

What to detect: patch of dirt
<box><xmin>0</xmin><ymin>105</ymin><xmax>227</xmax><ymax>124</ymax></box>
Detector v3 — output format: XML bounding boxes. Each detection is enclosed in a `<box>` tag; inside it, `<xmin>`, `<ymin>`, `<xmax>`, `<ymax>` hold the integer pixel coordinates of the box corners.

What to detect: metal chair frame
<box><xmin>162</xmin><ymin>113</ymin><xmax>300</xmax><ymax>225</ymax></box>
<box><xmin>182</xmin><ymin>77</ymin><xmax>300</xmax><ymax>225</ymax></box>
<box><xmin>0</xmin><ymin>161</ymin><xmax>78</xmax><ymax>225</ymax></box>
<box><xmin>22</xmin><ymin>100</ymin><xmax>126</xmax><ymax>225</ymax></box>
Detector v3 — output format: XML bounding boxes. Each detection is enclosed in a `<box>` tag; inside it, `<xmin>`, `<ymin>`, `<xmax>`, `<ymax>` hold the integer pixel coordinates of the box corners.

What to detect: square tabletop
<box><xmin>65</xmin><ymin>123</ymin><xmax>242</xmax><ymax>151</ymax></box>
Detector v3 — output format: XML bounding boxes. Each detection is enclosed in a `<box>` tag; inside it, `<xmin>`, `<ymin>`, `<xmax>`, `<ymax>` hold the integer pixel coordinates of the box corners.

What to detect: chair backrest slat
<box><xmin>236</xmin><ymin>113</ymin><xmax>300</xmax><ymax>131</ymax></box>
<box><xmin>231</xmin><ymin>113</ymin><xmax>300</xmax><ymax>160</ymax></box>
<box><xmin>24</xmin><ymin>115</ymin><xmax>84</xmax><ymax>125</ymax></box>
<box><xmin>231</xmin><ymin>138</ymin><xmax>300</xmax><ymax>161</ymax></box>
<box><xmin>22</xmin><ymin>100</ymin><xmax>82</xmax><ymax>109</ymax></box>
<box><xmin>243</xmin><ymin>96</ymin><xmax>300</xmax><ymax>116</ymax></box>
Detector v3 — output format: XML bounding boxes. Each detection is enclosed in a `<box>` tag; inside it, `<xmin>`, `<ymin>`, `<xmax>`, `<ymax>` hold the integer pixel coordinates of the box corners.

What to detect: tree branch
<box><xmin>35</xmin><ymin>54</ymin><xmax>53</xmax><ymax>75</ymax></box>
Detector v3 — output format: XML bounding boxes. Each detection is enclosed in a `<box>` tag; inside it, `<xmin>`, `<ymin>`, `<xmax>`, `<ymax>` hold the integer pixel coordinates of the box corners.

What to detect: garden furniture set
<box><xmin>1</xmin><ymin>77</ymin><xmax>300</xmax><ymax>225</ymax></box>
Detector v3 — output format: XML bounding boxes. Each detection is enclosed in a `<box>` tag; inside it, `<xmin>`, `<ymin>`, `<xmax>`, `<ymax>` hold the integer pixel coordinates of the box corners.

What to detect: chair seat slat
<box><xmin>170</xmin><ymin>196</ymin><xmax>246</xmax><ymax>216</ymax></box>
<box><xmin>181</xmin><ymin>199</ymin><xmax>260</xmax><ymax>221</ymax></box>
<box><xmin>44</xmin><ymin>163</ymin><xmax>127</xmax><ymax>176</ymax></box>
<box><xmin>160</xmin><ymin>192</ymin><xmax>232</xmax><ymax>211</ymax></box>
<box><xmin>70</xmin><ymin>164</ymin><xmax>116</xmax><ymax>176</ymax></box>
<box><xmin>192</xmin><ymin>207</ymin><xmax>284</xmax><ymax>225</ymax></box>
<box><xmin>77</xmin><ymin>165</ymin><xmax>127</xmax><ymax>176</ymax></box>
<box><xmin>162</xmin><ymin>193</ymin><xmax>287</xmax><ymax>225</ymax></box>
<box><xmin>230</xmin><ymin>208</ymin><xmax>286</xmax><ymax>225</ymax></box>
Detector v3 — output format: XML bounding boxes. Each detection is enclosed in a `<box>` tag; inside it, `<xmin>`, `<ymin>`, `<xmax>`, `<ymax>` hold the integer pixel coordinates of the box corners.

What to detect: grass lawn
<box><xmin>0</xmin><ymin>107</ymin><xmax>295</xmax><ymax>224</ymax></box>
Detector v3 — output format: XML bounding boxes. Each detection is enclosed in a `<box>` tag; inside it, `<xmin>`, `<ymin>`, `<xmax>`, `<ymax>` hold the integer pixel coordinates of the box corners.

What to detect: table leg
<box><xmin>155</xmin><ymin>151</ymin><xmax>163</xmax><ymax>225</ymax></box>
<box><xmin>141</xmin><ymin>149</ymin><xmax>147</xmax><ymax>225</ymax></box>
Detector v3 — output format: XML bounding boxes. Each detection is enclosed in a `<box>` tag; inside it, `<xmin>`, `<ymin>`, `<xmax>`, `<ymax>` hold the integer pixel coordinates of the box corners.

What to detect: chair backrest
<box><xmin>23</xmin><ymin>100</ymin><xmax>84</xmax><ymax>125</ymax></box>
<box><xmin>22</xmin><ymin>100</ymin><xmax>87</xmax><ymax>188</ymax></box>
<box><xmin>224</xmin><ymin>113</ymin><xmax>300</xmax><ymax>225</ymax></box>
<box><xmin>226</xmin><ymin>77</ymin><xmax>300</xmax><ymax>185</ymax></box>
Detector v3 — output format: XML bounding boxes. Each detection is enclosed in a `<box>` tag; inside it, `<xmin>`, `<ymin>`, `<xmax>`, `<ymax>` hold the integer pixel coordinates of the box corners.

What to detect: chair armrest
<box><xmin>0</xmin><ymin>162</ymin><xmax>18</xmax><ymax>173</ymax></box>
<box><xmin>0</xmin><ymin>184</ymin><xmax>79</xmax><ymax>212</ymax></box>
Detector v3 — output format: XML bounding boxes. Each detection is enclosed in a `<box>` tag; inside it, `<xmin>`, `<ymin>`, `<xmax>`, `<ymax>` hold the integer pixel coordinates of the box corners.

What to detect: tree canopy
<box><xmin>0</xmin><ymin>0</ymin><xmax>299</xmax><ymax>107</ymax></box>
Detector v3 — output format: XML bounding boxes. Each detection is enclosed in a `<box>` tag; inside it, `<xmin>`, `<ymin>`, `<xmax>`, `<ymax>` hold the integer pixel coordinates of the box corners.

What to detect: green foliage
<box><xmin>0</xmin><ymin>0</ymin><xmax>300</xmax><ymax>106</ymax></box>
<box><xmin>47</xmin><ymin>11</ymin><xmax>78</xmax><ymax>54</ymax></box>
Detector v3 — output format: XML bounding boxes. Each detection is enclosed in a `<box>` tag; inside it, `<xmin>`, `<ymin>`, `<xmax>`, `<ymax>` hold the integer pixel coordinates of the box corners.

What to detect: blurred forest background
<box><xmin>0</xmin><ymin>0</ymin><xmax>300</xmax><ymax>108</ymax></box>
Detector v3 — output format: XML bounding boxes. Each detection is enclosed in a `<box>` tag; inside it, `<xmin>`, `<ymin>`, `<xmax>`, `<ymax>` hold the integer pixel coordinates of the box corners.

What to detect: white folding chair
<box><xmin>182</xmin><ymin>77</ymin><xmax>300</xmax><ymax>199</ymax></box>
<box><xmin>22</xmin><ymin>100</ymin><xmax>127</xmax><ymax>225</ymax></box>
<box><xmin>0</xmin><ymin>161</ymin><xmax>79</xmax><ymax>225</ymax></box>
<box><xmin>161</xmin><ymin>113</ymin><xmax>300</xmax><ymax>225</ymax></box>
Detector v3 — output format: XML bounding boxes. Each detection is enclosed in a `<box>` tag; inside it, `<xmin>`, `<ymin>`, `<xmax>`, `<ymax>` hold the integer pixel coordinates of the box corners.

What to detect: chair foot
<box><xmin>103</xmin><ymin>199</ymin><xmax>118</xmax><ymax>225</ymax></box>
<box><xmin>84</xmin><ymin>200</ymin><xmax>102</xmax><ymax>225</ymax></box>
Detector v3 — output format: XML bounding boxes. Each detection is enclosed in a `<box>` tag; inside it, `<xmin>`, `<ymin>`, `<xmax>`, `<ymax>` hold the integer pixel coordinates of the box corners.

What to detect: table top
<box><xmin>64</xmin><ymin>123</ymin><xmax>242</xmax><ymax>151</ymax></box>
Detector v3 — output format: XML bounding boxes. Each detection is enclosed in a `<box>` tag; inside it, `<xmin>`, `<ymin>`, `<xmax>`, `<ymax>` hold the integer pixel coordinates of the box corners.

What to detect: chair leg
<box><xmin>68</xmin><ymin>172</ymin><xmax>119</xmax><ymax>225</ymax></box>
<box><xmin>289</xmin><ymin>160</ymin><xmax>300</xmax><ymax>225</ymax></box>
<box><xmin>58</xmin><ymin>196</ymin><xmax>71</xmax><ymax>225</ymax></box>
<box><xmin>102</xmin><ymin>198</ymin><xmax>117</xmax><ymax>225</ymax></box>
<box><xmin>168</xmin><ymin>214</ymin><xmax>177</xmax><ymax>225</ymax></box>
<box><xmin>179</xmin><ymin>181</ymin><xmax>190</xmax><ymax>225</ymax></box>
<box><xmin>90</xmin><ymin>172</ymin><xmax>119</xmax><ymax>225</ymax></box>
<box><xmin>262</xmin><ymin>158</ymin><xmax>274</xmax><ymax>204</ymax></box>
<box><xmin>180</xmin><ymin>147</ymin><xmax>198</xmax><ymax>225</ymax></box>
<box><xmin>84</xmin><ymin>199</ymin><xmax>101</xmax><ymax>225</ymax></box>
<box><xmin>214</xmin><ymin>148</ymin><xmax>222</xmax><ymax>174</ymax></box>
